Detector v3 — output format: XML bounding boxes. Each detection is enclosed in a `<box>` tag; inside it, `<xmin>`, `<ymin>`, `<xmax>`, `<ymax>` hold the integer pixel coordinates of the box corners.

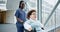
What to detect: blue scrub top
<box><xmin>15</xmin><ymin>8</ymin><xmax>26</xmax><ymax>23</ymax></box>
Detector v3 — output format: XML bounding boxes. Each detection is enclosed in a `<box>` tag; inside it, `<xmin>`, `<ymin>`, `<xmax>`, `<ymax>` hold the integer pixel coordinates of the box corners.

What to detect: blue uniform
<box><xmin>15</xmin><ymin>8</ymin><xmax>26</xmax><ymax>32</ymax></box>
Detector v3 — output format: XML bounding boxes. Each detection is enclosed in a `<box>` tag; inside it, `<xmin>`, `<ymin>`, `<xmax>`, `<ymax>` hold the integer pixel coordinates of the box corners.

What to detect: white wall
<box><xmin>6</xmin><ymin>0</ymin><xmax>21</xmax><ymax>24</ymax></box>
<box><xmin>6</xmin><ymin>10</ymin><xmax>15</xmax><ymax>24</ymax></box>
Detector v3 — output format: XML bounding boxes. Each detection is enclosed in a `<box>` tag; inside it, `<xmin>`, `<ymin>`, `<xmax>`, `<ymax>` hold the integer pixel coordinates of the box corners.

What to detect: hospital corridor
<box><xmin>0</xmin><ymin>0</ymin><xmax>60</xmax><ymax>32</ymax></box>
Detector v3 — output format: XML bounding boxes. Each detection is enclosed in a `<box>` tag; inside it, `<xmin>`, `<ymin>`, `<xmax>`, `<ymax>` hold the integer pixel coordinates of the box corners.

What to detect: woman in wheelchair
<box><xmin>24</xmin><ymin>10</ymin><xmax>44</xmax><ymax>32</ymax></box>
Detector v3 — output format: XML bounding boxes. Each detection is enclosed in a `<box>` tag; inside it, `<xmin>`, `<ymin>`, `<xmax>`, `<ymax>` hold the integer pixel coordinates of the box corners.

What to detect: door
<box><xmin>0</xmin><ymin>11</ymin><xmax>6</xmax><ymax>24</ymax></box>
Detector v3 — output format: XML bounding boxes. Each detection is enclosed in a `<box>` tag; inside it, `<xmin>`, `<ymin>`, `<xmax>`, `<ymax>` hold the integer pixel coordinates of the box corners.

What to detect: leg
<box><xmin>16</xmin><ymin>22</ymin><xmax>24</xmax><ymax>32</ymax></box>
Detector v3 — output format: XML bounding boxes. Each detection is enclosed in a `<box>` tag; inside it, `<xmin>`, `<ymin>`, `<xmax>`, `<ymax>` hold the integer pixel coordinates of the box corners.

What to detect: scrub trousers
<box><xmin>16</xmin><ymin>22</ymin><xmax>24</xmax><ymax>32</ymax></box>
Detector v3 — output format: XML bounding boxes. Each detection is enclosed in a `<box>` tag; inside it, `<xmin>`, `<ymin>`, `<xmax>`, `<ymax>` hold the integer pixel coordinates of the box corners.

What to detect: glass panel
<box><xmin>42</xmin><ymin>12</ymin><xmax>49</xmax><ymax>25</ymax></box>
<box><xmin>0</xmin><ymin>0</ymin><xmax>7</xmax><ymax>4</ymax></box>
<box><xmin>42</xmin><ymin>0</ymin><xmax>59</xmax><ymax>32</ymax></box>
<box><xmin>0</xmin><ymin>0</ymin><xmax>7</xmax><ymax>10</ymax></box>
<box><xmin>56</xmin><ymin>4</ymin><xmax>60</xmax><ymax>25</ymax></box>
<box><xmin>42</xmin><ymin>0</ymin><xmax>58</xmax><ymax>25</ymax></box>
<box><xmin>55</xmin><ymin>4</ymin><xmax>60</xmax><ymax>32</ymax></box>
<box><xmin>25</xmin><ymin>0</ymin><xmax>37</xmax><ymax>11</ymax></box>
<box><xmin>48</xmin><ymin>4</ymin><xmax>60</xmax><ymax>32</ymax></box>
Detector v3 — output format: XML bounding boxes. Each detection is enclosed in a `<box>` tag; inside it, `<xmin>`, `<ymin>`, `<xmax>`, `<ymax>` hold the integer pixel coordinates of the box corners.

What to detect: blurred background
<box><xmin>0</xmin><ymin>0</ymin><xmax>60</xmax><ymax>32</ymax></box>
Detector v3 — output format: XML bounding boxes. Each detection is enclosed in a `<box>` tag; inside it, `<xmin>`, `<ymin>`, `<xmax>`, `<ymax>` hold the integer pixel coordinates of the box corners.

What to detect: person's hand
<box><xmin>41</xmin><ymin>27</ymin><xmax>44</xmax><ymax>30</ymax></box>
<box><xmin>20</xmin><ymin>20</ymin><xmax>24</xmax><ymax>24</ymax></box>
<box><xmin>28</xmin><ymin>28</ymin><xmax>32</xmax><ymax>31</ymax></box>
<box><xmin>21</xmin><ymin>21</ymin><xmax>23</xmax><ymax>22</ymax></box>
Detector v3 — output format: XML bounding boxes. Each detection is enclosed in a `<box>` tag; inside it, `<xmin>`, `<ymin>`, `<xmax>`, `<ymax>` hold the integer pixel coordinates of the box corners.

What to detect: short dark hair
<box><xmin>19</xmin><ymin>1</ymin><xmax>24</xmax><ymax>8</ymax></box>
<box><xmin>27</xmin><ymin>10</ymin><xmax>36</xmax><ymax>19</ymax></box>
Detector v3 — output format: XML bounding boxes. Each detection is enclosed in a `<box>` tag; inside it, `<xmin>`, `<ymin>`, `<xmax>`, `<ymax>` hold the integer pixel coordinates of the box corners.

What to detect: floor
<box><xmin>0</xmin><ymin>24</ymin><xmax>17</xmax><ymax>32</ymax></box>
<box><xmin>0</xmin><ymin>24</ymin><xmax>60</xmax><ymax>32</ymax></box>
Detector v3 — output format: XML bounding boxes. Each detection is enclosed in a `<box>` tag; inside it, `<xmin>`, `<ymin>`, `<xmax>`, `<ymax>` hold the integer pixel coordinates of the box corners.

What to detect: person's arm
<box><xmin>24</xmin><ymin>22</ymin><xmax>32</xmax><ymax>31</ymax></box>
<box><xmin>16</xmin><ymin>17</ymin><xmax>24</xmax><ymax>23</ymax></box>
<box><xmin>40</xmin><ymin>23</ymin><xmax>44</xmax><ymax>30</ymax></box>
<box><xmin>37</xmin><ymin>21</ymin><xmax>44</xmax><ymax>30</ymax></box>
<box><xmin>15</xmin><ymin>10</ymin><xmax>24</xmax><ymax>23</ymax></box>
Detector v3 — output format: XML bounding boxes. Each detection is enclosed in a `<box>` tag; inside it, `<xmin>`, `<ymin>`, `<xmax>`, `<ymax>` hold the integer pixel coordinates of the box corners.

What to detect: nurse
<box><xmin>24</xmin><ymin>10</ymin><xmax>44</xmax><ymax>32</ymax></box>
<box><xmin>15</xmin><ymin>1</ymin><xmax>26</xmax><ymax>32</ymax></box>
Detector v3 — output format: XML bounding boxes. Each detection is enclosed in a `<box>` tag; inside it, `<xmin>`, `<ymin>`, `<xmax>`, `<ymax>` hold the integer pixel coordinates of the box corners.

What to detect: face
<box><xmin>20</xmin><ymin>2</ymin><xmax>25</xmax><ymax>9</ymax></box>
<box><xmin>30</xmin><ymin>12</ymin><xmax>37</xmax><ymax>20</ymax></box>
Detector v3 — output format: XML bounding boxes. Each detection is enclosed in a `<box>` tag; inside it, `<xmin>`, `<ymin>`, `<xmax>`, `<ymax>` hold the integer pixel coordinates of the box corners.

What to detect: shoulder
<box><xmin>16</xmin><ymin>9</ymin><xmax>20</xmax><ymax>12</ymax></box>
<box><xmin>36</xmin><ymin>20</ymin><xmax>41</xmax><ymax>23</ymax></box>
<box><xmin>24</xmin><ymin>20</ymin><xmax>32</xmax><ymax>24</ymax></box>
<box><xmin>16</xmin><ymin>8</ymin><xmax>20</xmax><ymax>11</ymax></box>
<box><xmin>36</xmin><ymin>20</ymin><xmax>40</xmax><ymax>22</ymax></box>
<box><xmin>25</xmin><ymin>20</ymin><xmax>30</xmax><ymax>23</ymax></box>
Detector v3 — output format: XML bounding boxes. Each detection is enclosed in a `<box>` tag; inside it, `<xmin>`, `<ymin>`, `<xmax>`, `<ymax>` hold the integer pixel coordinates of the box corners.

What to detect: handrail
<box><xmin>44</xmin><ymin>0</ymin><xmax>60</xmax><ymax>26</ymax></box>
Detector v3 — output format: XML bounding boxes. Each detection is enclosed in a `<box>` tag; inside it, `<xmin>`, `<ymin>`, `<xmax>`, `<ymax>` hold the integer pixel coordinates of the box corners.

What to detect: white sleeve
<box><xmin>40</xmin><ymin>23</ymin><xmax>44</xmax><ymax>27</ymax></box>
<box><xmin>24</xmin><ymin>22</ymin><xmax>32</xmax><ymax>30</ymax></box>
<box><xmin>37</xmin><ymin>21</ymin><xmax>44</xmax><ymax>27</ymax></box>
